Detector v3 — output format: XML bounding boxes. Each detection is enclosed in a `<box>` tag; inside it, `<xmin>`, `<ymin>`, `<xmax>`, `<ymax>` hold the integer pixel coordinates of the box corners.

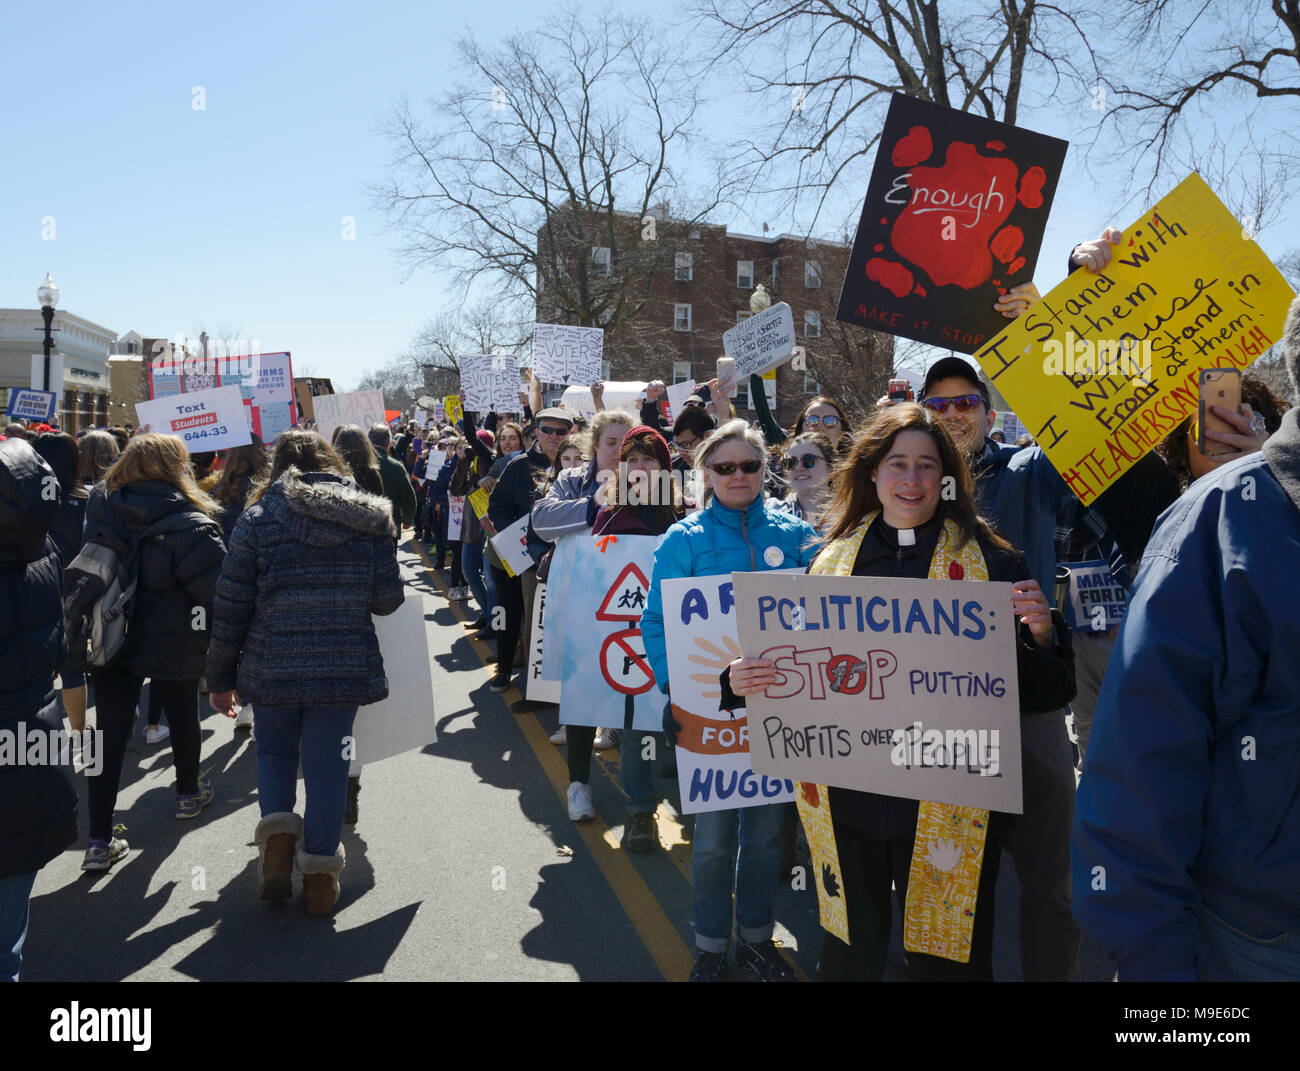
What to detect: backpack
<box><xmin>61</xmin><ymin>511</ymin><xmax>207</xmax><ymax>673</ymax></box>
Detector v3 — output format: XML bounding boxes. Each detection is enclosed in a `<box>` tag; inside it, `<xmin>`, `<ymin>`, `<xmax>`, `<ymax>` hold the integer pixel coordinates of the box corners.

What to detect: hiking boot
<box><xmin>689</xmin><ymin>950</ymin><xmax>729</xmax><ymax>982</ymax></box>
<box><xmin>255</xmin><ymin>812</ymin><xmax>301</xmax><ymax>901</ymax></box>
<box><xmin>622</xmin><ymin>812</ymin><xmax>658</xmax><ymax>854</ymax></box>
<box><xmin>298</xmin><ymin>844</ymin><xmax>345</xmax><ymax>918</ymax></box>
<box><xmin>345</xmin><ymin>776</ymin><xmax>361</xmax><ymax>825</ymax></box>
<box><xmin>81</xmin><ymin>834</ymin><xmax>129</xmax><ymax>872</ymax></box>
<box><xmin>176</xmin><ymin>777</ymin><xmax>214</xmax><ymax>820</ymax></box>
<box><xmin>735</xmin><ymin>939</ymin><xmax>796</xmax><ymax>982</ymax></box>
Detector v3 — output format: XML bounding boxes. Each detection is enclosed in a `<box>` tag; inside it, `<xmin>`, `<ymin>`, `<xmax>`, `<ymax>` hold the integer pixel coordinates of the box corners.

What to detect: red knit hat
<box><xmin>477</xmin><ymin>429</ymin><xmax>496</xmax><ymax>449</ymax></box>
<box><xmin>620</xmin><ymin>425</ymin><xmax>671</xmax><ymax>470</ymax></box>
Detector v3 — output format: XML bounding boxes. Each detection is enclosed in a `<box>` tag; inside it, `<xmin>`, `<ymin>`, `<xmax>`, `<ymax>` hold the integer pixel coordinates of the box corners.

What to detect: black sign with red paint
<box><xmin>835</xmin><ymin>94</ymin><xmax>1068</xmax><ymax>354</ymax></box>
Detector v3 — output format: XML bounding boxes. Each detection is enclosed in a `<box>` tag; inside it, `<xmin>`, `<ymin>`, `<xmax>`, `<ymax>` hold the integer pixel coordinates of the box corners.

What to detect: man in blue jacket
<box><xmin>1072</xmin><ymin>297</ymin><xmax>1300</xmax><ymax>981</ymax></box>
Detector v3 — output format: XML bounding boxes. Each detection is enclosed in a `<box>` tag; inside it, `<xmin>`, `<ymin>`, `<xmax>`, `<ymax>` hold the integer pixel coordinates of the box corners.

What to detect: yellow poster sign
<box><xmin>973</xmin><ymin>173</ymin><xmax>1294</xmax><ymax>505</ymax></box>
<box><xmin>444</xmin><ymin>394</ymin><xmax>463</xmax><ymax>425</ymax></box>
<box><xmin>468</xmin><ymin>488</ymin><xmax>491</xmax><ymax>519</ymax></box>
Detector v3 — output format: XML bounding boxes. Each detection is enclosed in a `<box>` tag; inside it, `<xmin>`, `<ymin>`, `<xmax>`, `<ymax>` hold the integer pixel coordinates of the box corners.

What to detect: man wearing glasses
<box><xmin>916</xmin><ymin>355</ymin><xmax>1082</xmax><ymax>983</ymax></box>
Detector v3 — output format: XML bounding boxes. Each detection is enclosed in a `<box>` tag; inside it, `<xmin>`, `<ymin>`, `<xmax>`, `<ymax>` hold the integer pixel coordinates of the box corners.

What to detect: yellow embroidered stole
<box><xmin>798</xmin><ymin>512</ymin><xmax>991</xmax><ymax>963</ymax></box>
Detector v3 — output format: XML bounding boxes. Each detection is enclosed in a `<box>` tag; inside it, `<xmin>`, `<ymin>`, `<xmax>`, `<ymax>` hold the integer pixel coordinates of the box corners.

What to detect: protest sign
<box><xmin>662</xmin><ymin>575</ymin><xmax>796</xmax><ymax>814</ymax></box>
<box><xmin>414</xmin><ymin>408</ymin><xmax>427</xmax><ymax>426</ymax></box>
<box><xmin>526</xmin><ymin>581</ymin><xmax>562</xmax><ymax>705</ymax></box>
<box><xmin>468</xmin><ymin>488</ymin><xmax>491</xmax><ymax>518</ymax></box>
<box><xmin>347</xmin><ymin>596</ymin><xmax>437</xmax><ymax>765</ymax></box>
<box><xmin>733</xmin><ymin>571</ymin><xmax>1023</xmax><ymax>813</ymax></box>
<box><xmin>444</xmin><ymin>395</ymin><xmax>462</xmax><ymax>424</ymax></box>
<box><xmin>459</xmin><ymin>355</ymin><xmax>520</xmax><ymax>413</ymax></box>
<box><xmin>722</xmin><ymin>303</ymin><xmax>797</xmax><ymax>379</ymax></box>
<box><xmin>147</xmin><ymin>351</ymin><xmax>295</xmax><ymax>441</ymax></box>
<box><xmin>135</xmin><ymin>385</ymin><xmax>252</xmax><ymax>453</ymax></box>
<box><xmin>489</xmin><ymin>514</ymin><xmax>534</xmax><ymax>578</ymax></box>
<box><xmin>7</xmin><ymin>388</ymin><xmax>56</xmax><ymax>421</ymax></box>
<box><xmin>446</xmin><ymin>494</ymin><xmax>465</xmax><ymax>540</ymax></box>
<box><xmin>837</xmin><ymin>93</ymin><xmax>1068</xmax><ymax>354</ymax></box>
<box><xmin>973</xmin><ymin>173</ymin><xmax>1296</xmax><ymax>504</ymax></box>
<box><xmin>311</xmin><ymin>389</ymin><xmax>386</xmax><ymax>444</ymax></box>
<box><xmin>1062</xmin><ymin>560</ymin><xmax>1128</xmax><ymax>632</ymax></box>
<box><xmin>665</xmin><ymin>379</ymin><xmax>696</xmax><ymax>421</ymax></box>
<box><xmin>549</xmin><ymin>533</ymin><xmax>662</xmax><ymax>731</ymax></box>
<box><xmin>532</xmin><ymin>323</ymin><xmax>603</xmax><ymax>386</ymax></box>
<box><xmin>426</xmin><ymin>449</ymin><xmax>447</xmax><ymax>478</ymax></box>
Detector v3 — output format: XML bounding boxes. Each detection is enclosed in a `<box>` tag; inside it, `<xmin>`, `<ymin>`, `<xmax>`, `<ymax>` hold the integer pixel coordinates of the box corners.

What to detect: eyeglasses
<box><xmin>708</xmin><ymin>459</ymin><xmax>762</xmax><ymax>476</ymax></box>
<box><xmin>537</xmin><ymin>425</ymin><xmax>570</xmax><ymax>436</ymax></box>
<box><xmin>674</xmin><ymin>438</ymin><xmax>698</xmax><ymax>451</ymax></box>
<box><xmin>781</xmin><ymin>454</ymin><xmax>825</xmax><ymax>471</ymax></box>
<box><xmin>803</xmin><ymin>414</ymin><xmax>840</xmax><ymax>428</ymax></box>
<box><xmin>921</xmin><ymin>393</ymin><xmax>983</xmax><ymax>415</ymax></box>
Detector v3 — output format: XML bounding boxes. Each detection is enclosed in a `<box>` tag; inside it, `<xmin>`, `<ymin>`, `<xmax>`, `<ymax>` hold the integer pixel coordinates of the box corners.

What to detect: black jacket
<box><xmin>487</xmin><ymin>445</ymin><xmax>551</xmax><ymax>536</ymax></box>
<box><xmin>47</xmin><ymin>494</ymin><xmax>87</xmax><ymax>567</ymax></box>
<box><xmin>83</xmin><ymin>480</ymin><xmax>227</xmax><ymax>681</ymax></box>
<box><xmin>0</xmin><ymin>440</ymin><xmax>77</xmax><ymax>878</ymax></box>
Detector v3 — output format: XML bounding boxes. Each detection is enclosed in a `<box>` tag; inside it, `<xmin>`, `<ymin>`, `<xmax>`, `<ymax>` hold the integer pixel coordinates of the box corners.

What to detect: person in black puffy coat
<box><xmin>0</xmin><ymin>439</ymin><xmax>77</xmax><ymax>981</ymax></box>
<box><xmin>81</xmin><ymin>433</ymin><xmax>227</xmax><ymax>871</ymax></box>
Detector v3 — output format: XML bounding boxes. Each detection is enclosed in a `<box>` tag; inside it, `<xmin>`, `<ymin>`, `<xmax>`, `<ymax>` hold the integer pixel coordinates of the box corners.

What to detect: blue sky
<box><xmin>3</xmin><ymin>1</ymin><xmax>1293</xmax><ymax>390</ymax></box>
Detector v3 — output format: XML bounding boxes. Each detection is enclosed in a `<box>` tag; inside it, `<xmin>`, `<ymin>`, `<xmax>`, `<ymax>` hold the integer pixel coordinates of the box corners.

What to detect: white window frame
<box><xmin>734</xmin><ymin>380</ymin><xmax>750</xmax><ymax>410</ymax></box>
<box><xmin>804</xmin><ymin>373</ymin><xmax>821</xmax><ymax>395</ymax></box>
<box><xmin>592</xmin><ymin>246</ymin><xmax>611</xmax><ymax>277</ymax></box>
<box><xmin>672</xmin><ymin>360</ymin><xmax>692</xmax><ymax>384</ymax></box>
<box><xmin>675</xmin><ymin>251</ymin><xmax>693</xmax><ymax>282</ymax></box>
<box><xmin>736</xmin><ymin>260</ymin><xmax>754</xmax><ymax>289</ymax></box>
<box><xmin>805</xmin><ymin>260</ymin><xmax>822</xmax><ymax>288</ymax></box>
<box><xmin>601</xmin><ymin>359</ymin><xmax>612</xmax><ymax>380</ymax></box>
<box><xmin>736</xmin><ymin>310</ymin><xmax>753</xmax><ymax>323</ymax></box>
<box><xmin>804</xmin><ymin>311</ymin><xmax>822</xmax><ymax>339</ymax></box>
<box><xmin>674</xmin><ymin>303</ymin><xmax>692</xmax><ymax>332</ymax></box>
<box><xmin>771</xmin><ymin>260</ymin><xmax>780</xmax><ymax>289</ymax></box>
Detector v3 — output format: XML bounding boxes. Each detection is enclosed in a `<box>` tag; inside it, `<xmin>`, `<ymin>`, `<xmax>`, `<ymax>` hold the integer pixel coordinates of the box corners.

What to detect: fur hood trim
<box><xmin>1281</xmin><ymin>295</ymin><xmax>1300</xmax><ymax>402</ymax></box>
<box><xmin>266</xmin><ymin>467</ymin><xmax>397</xmax><ymax>540</ymax></box>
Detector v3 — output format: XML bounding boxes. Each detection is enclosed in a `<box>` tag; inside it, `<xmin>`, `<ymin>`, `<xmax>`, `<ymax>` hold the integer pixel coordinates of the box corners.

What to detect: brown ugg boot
<box><xmin>297</xmin><ymin>843</ymin><xmax>346</xmax><ymax>918</ymax></box>
<box><xmin>255</xmin><ymin>812</ymin><xmax>302</xmax><ymax>901</ymax></box>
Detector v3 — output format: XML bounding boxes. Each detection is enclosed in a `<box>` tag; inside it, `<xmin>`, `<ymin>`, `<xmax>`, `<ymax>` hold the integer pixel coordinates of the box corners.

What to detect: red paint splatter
<box><xmin>1008</xmin><ymin>256</ymin><xmax>1026</xmax><ymax>275</ymax></box>
<box><xmin>880</xmin><ymin>217</ymin><xmax>889</xmax><ymax>225</ymax></box>
<box><xmin>990</xmin><ymin>225</ymin><xmax>1024</xmax><ymax>264</ymax></box>
<box><xmin>949</xmin><ymin>561</ymin><xmax>964</xmax><ymax>580</ymax></box>
<box><xmin>873</xmin><ymin>243</ymin><xmax>884</xmax><ymax>252</ymax></box>
<box><xmin>1018</xmin><ymin>166</ymin><xmax>1046</xmax><ymax>209</ymax></box>
<box><xmin>913</xmin><ymin>284</ymin><xmax>927</xmax><ymax>297</ymax></box>
<box><xmin>992</xmin><ymin>279</ymin><xmax>1001</xmax><ymax>287</ymax></box>
<box><xmin>866</xmin><ymin>257</ymin><xmax>914</xmax><ymax>298</ymax></box>
<box><xmin>890</xmin><ymin>142</ymin><xmax>1018</xmax><ymax>290</ymax></box>
<box><xmin>986</xmin><ymin>140</ymin><xmax>1005</xmax><ymax>151</ymax></box>
<box><xmin>800</xmin><ymin>783</ymin><xmax>820</xmax><ymax>808</ymax></box>
<box><xmin>892</xmin><ymin>125</ymin><xmax>933</xmax><ymax>167</ymax></box>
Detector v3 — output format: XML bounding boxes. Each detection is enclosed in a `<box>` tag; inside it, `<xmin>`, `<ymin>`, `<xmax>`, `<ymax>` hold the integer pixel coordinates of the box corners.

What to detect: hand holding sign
<box><xmin>1010</xmin><ymin>579</ymin><xmax>1053</xmax><ymax>647</ymax></box>
<box><xmin>1071</xmin><ymin>227</ymin><xmax>1123</xmax><ymax>273</ymax></box>
<box><xmin>727</xmin><ymin>655</ymin><xmax>777</xmax><ymax>697</ymax></box>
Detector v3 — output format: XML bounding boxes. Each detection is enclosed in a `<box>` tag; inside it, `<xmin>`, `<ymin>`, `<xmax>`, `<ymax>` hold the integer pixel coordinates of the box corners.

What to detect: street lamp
<box><xmin>37</xmin><ymin>273</ymin><xmax>59</xmax><ymax>393</ymax></box>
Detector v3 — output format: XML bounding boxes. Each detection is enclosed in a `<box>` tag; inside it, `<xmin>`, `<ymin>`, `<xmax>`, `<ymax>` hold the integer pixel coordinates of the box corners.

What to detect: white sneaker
<box><xmin>235</xmin><ymin>704</ymin><xmax>254</xmax><ymax>729</ymax></box>
<box><xmin>593</xmin><ymin>728</ymin><xmax>619</xmax><ymax>750</ymax></box>
<box><xmin>146</xmin><ymin>724</ymin><xmax>170</xmax><ymax>745</ymax></box>
<box><xmin>549</xmin><ymin>725</ymin><xmax>567</xmax><ymax>745</ymax></box>
<box><xmin>567</xmin><ymin>781</ymin><xmax>595</xmax><ymax>821</ymax></box>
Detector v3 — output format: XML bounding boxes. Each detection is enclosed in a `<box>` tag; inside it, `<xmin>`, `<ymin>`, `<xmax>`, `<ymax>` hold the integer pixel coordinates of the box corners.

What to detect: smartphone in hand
<box><xmin>1197</xmin><ymin>368</ymin><xmax>1242</xmax><ymax>456</ymax></box>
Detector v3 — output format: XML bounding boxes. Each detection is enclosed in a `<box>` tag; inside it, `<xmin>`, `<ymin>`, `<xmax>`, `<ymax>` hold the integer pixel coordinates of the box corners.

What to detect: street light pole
<box><xmin>37</xmin><ymin>273</ymin><xmax>60</xmax><ymax>393</ymax></box>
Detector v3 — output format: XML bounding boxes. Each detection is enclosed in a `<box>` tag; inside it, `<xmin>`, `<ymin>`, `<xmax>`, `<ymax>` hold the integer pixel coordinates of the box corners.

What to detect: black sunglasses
<box><xmin>537</xmin><ymin>424</ymin><xmax>571</xmax><ymax>436</ymax></box>
<box><xmin>708</xmin><ymin>459</ymin><xmax>762</xmax><ymax>476</ymax></box>
<box><xmin>921</xmin><ymin>393</ymin><xmax>982</xmax><ymax>415</ymax></box>
<box><xmin>781</xmin><ymin>454</ymin><xmax>825</xmax><ymax>471</ymax></box>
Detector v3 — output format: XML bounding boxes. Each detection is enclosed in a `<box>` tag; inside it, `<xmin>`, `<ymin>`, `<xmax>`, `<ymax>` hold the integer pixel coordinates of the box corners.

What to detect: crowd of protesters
<box><xmin>3</xmin><ymin>225</ymin><xmax>1300</xmax><ymax>984</ymax></box>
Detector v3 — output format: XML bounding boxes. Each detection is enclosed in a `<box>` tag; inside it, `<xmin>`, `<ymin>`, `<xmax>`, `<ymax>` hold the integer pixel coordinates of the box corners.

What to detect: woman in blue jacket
<box><xmin>641</xmin><ymin>419</ymin><xmax>819</xmax><ymax>982</ymax></box>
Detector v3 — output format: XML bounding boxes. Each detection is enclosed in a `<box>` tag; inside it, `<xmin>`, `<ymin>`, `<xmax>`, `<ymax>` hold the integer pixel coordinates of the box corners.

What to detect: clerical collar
<box><xmin>897</xmin><ymin>527</ymin><xmax>917</xmax><ymax>546</ymax></box>
<box><xmin>876</xmin><ymin>513</ymin><xmax>941</xmax><ymax>548</ymax></box>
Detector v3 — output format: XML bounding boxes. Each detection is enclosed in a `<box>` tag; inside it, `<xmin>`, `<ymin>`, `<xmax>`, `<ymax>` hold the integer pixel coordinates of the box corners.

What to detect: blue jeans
<box><xmin>462</xmin><ymin>540</ymin><xmax>493</xmax><ymax>618</ymax></box>
<box><xmin>621</xmin><ymin>729</ymin><xmax>659</xmax><ymax>815</ymax></box>
<box><xmin>1196</xmin><ymin>902</ymin><xmax>1300</xmax><ymax>981</ymax></box>
<box><xmin>690</xmin><ymin>802</ymin><xmax>788</xmax><ymax>951</ymax></box>
<box><xmin>254</xmin><ymin>704</ymin><xmax>358</xmax><ymax>857</ymax></box>
<box><xmin>0</xmin><ymin>871</ymin><xmax>38</xmax><ymax>982</ymax></box>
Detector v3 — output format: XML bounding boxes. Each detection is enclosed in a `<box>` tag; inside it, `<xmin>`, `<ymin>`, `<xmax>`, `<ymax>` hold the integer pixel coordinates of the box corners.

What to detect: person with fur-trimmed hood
<box><xmin>206</xmin><ymin>430</ymin><xmax>404</xmax><ymax>918</ymax></box>
<box><xmin>1072</xmin><ymin>296</ymin><xmax>1300</xmax><ymax>981</ymax></box>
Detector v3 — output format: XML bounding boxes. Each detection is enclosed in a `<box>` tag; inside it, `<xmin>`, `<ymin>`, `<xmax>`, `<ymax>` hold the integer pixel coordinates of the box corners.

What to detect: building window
<box><xmin>675</xmin><ymin>252</ymin><xmax>693</xmax><ymax>281</ymax></box>
<box><xmin>804</xmin><ymin>373</ymin><xmax>821</xmax><ymax>395</ymax></box>
<box><xmin>736</xmin><ymin>310</ymin><xmax>753</xmax><ymax>323</ymax></box>
<box><xmin>592</xmin><ymin>247</ymin><xmax>611</xmax><ymax>277</ymax></box>
<box><xmin>601</xmin><ymin>360</ymin><xmax>612</xmax><ymax>381</ymax></box>
<box><xmin>674</xmin><ymin>304</ymin><xmax>692</xmax><ymax>332</ymax></box>
<box><xmin>771</xmin><ymin>260</ymin><xmax>780</xmax><ymax>290</ymax></box>
<box><xmin>736</xmin><ymin>260</ymin><xmax>754</xmax><ymax>289</ymax></box>
<box><xmin>805</xmin><ymin>260</ymin><xmax>822</xmax><ymax>288</ymax></box>
<box><xmin>734</xmin><ymin>381</ymin><xmax>750</xmax><ymax>410</ymax></box>
<box><xmin>672</xmin><ymin>361</ymin><xmax>692</xmax><ymax>384</ymax></box>
<box><xmin>804</xmin><ymin>311</ymin><xmax>821</xmax><ymax>338</ymax></box>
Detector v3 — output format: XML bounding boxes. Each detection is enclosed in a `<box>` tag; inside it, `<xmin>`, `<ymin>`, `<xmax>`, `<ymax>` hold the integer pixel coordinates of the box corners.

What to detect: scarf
<box><xmin>797</xmin><ymin>510</ymin><xmax>991</xmax><ymax>964</ymax></box>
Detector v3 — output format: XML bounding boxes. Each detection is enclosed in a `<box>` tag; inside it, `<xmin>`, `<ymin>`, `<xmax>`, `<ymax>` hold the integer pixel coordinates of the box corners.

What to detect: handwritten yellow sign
<box><xmin>444</xmin><ymin>394</ymin><xmax>463</xmax><ymax>425</ymax></box>
<box><xmin>973</xmin><ymin>173</ymin><xmax>1294</xmax><ymax>504</ymax></box>
<box><xmin>468</xmin><ymin>488</ymin><xmax>491</xmax><ymax>519</ymax></box>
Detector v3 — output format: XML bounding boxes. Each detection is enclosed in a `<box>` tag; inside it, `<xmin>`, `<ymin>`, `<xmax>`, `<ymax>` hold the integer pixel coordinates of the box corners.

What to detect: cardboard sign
<box><xmin>311</xmin><ymin>389</ymin><xmax>386</xmax><ymax>445</ymax></box>
<box><xmin>489</xmin><ymin>514</ymin><xmax>534</xmax><ymax>578</ymax></box>
<box><xmin>532</xmin><ymin>323</ymin><xmax>603</xmax><ymax>386</ymax></box>
<box><xmin>662</xmin><ymin>575</ymin><xmax>797</xmax><ymax>814</ymax></box>
<box><xmin>722</xmin><ymin>303</ymin><xmax>797</xmax><ymax>379</ymax></box>
<box><xmin>665</xmin><ymin>379</ymin><xmax>696</xmax><ymax>421</ymax></box>
<box><xmin>733</xmin><ymin>571</ymin><xmax>1023</xmax><ymax>813</ymax></box>
<box><xmin>459</xmin><ymin>355</ymin><xmax>520</xmax><ymax>413</ymax></box>
<box><xmin>414</xmin><ymin>408</ymin><xmax>428</xmax><ymax>425</ymax></box>
<box><xmin>426</xmin><ymin>449</ymin><xmax>447</xmax><ymax>478</ymax></box>
<box><xmin>527</xmin><ymin>580</ymin><xmax>562</xmax><ymax>704</ymax></box>
<box><xmin>147</xmin><ymin>351</ymin><xmax>295</xmax><ymax>441</ymax></box>
<box><xmin>135</xmin><ymin>385</ymin><xmax>252</xmax><ymax>452</ymax></box>
<box><xmin>443</xmin><ymin>395</ymin><xmax>462</xmax><ymax>424</ymax></box>
<box><xmin>973</xmin><ymin>173</ymin><xmax>1296</xmax><ymax>504</ymax></box>
<box><xmin>546</xmin><ymin>533</ymin><xmax>662</xmax><ymax>731</ymax></box>
<box><xmin>1063</xmin><ymin>559</ymin><xmax>1128</xmax><ymax>631</ymax></box>
<box><xmin>348</xmin><ymin>596</ymin><xmax>437</xmax><ymax>764</ymax></box>
<box><xmin>837</xmin><ymin>93</ymin><xmax>1068</xmax><ymax>354</ymax></box>
<box><xmin>446</xmin><ymin>494</ymin><xmax>465</xmax><ymax>540</ymax></box>
<box><xmin>468</xmin><ymin>487</ymin><xmax>491</xmax><ymax>518</ymax></box>
<box><xmin>7</xmin><ymin>388</ymin><xmax>57</xmax><ymax>421</ymax></box>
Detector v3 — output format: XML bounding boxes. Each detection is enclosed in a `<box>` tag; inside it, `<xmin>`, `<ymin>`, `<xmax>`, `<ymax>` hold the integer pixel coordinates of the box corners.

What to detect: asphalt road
<box><xmin>24</xmin><ymin>539</ymin><xmax>1114</xmax><ymax>982</ymax></box>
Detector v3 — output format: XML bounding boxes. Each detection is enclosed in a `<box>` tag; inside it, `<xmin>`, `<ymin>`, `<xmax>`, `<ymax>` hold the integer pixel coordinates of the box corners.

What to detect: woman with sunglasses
<box><xmin>776</xmin><ymin>432</ymin><xmax>835</xmax><ymax>531</ymax></box>
<box><xmin>642</xmin><ymin>419</ymin><xmax>819</xmax><ymax>981</ymax></box>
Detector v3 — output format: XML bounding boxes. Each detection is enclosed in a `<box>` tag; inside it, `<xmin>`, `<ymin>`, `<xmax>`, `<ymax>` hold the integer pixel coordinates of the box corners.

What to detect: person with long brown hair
<box><xmin>330</xmin><ymin>425</ymin><xmax>384</xmax><ymax>499</ymax></box>
<box><xmin>79</xmin><ymin>434</ymin><xmax>227</xmax><ymax>871</ymax></box>
<box><xmin>727</xmin><ymin>404</ymin><xmax>1075</xmax><ymax>981</ymax></box>
<box><xmin>211</xmin><ymin>434</ymin><xmax>269</xmax><ymax>545</ymax></box>
<box><xmin>207</xmin><ymin>430</ymin><xmax>403</xmax><ymax>917</ymax></box>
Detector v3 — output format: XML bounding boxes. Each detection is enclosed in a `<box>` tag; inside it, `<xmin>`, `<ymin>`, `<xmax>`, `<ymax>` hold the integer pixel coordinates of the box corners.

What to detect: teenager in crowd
<box><xmin>368</xmin><ymin>424</ymin><xmax>417</xmax><ymax>536</ymax></box>
<box><xmin>206</xmin><ymin>431</ymin><xmax>403</xmax><ymax>917</ymax></box>
<box><xmin>774</xmin><ymin>431</ymin><xmax>834</xmax><ymax>531</ymax></box>
<box><xmin>81</xmin><ymin>434</ymin><xmax>227</xmax><ymax>870</ymax></box>
<box><xmin>642</xmin><ymin>420</ymin><xmax>819</xmax><ymax>981</ymax></box>
<box><xmin>453</xmin><ymin>422</ymin><xmax>499</xmax><ymax>634</ymax></box>
<box><xmin>727</xmin><ymin>405</ymin><xmax>1075</xmax><ymax>980</ymax></box>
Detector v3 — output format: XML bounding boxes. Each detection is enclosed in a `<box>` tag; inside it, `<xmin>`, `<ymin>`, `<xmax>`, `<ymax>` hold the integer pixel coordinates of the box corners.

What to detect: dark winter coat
<box><xmin>375</xmin><ymin>448</ymin><xmax>417</xmax><ymax>527</ymax></box>
<box><xmin>46</xmin><ymin>493</ymin><xmax>87</xmax><ymax>567</ymax></box>
<box><xmin>0</xmin><ymin>440</ymin><xmax>77</xmax><ymax>878</ymax></box>
<box><xmin>205</xmin><ymin>469</ymin><xmax>405</xmax><ymax>707</ymax></box>
<box><xmin>82</xmin><ymin>480</ymin><xmax>227</xmax><ymax>681</ymax></box>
